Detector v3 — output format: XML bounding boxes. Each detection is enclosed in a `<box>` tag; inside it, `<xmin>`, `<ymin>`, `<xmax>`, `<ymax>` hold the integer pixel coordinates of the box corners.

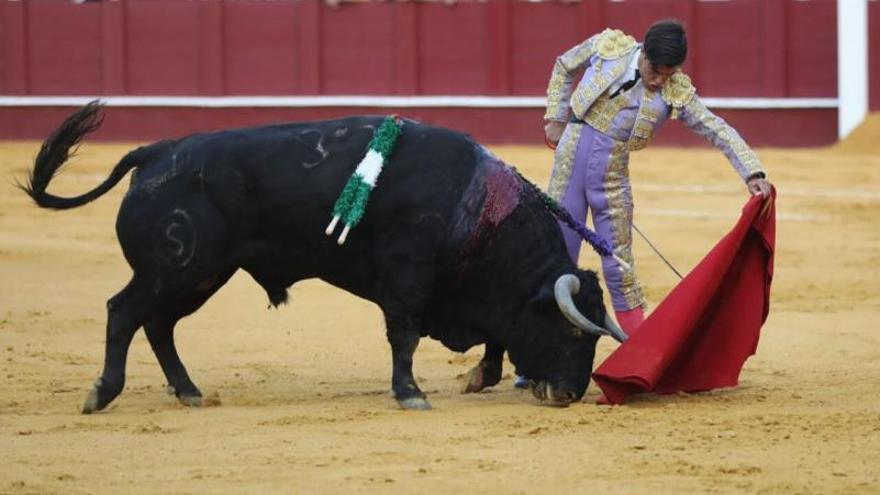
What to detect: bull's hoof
<box><xmin>82</xmin><ymin>387</ymin><xmax>101</xmax><ymax>414</ymax></box>
<box><xmin>531</xmin><ymin>381</ymin><xmax>574</xmax><ymax>407</ymax></box>
<box><xmin>177</xmin><ymin>395</ymin><xmax>203</xmax><ymax>408</ymax></box>
<box><xmin>397</xmin><ymin>397</ymin><xmax>432</xmax><ymax>410</ymax></box>
<box><xmin>166</xmin><ymin>384</ymin><xmax>203</xmax><ymax>408</ymax></box>
<box><xmin>81</xmin><ymin>378</ymin><xmax>119</xmax><ymax>414</ymax></box>
<box><xmin>461</xmin><ymin>362</ymin><xmax>501</xmax><ymax>394</ymax></box>
<box><xmin>461</xmin><ymin>365</ymin><xmax>485</xmax><ymax>394</ymax></box>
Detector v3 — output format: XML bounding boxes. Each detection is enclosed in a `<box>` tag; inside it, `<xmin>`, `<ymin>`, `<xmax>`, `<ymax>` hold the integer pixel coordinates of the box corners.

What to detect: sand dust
<box><xmin>1</xmin><ymin>130</ymin><xmax>879</xmax><ymax>494</ymax></box>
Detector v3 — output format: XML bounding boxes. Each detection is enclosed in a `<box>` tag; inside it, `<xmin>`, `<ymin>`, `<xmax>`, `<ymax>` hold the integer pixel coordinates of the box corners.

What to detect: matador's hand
<box><xmin>544</xmin><ymin>121</ymin><xmax>566</xmax><ymax>148</ymax></box>
<box><xmin>747</xmin><ymin>176</ymin><xmax>772</xmax><ymax>198</ymax></box>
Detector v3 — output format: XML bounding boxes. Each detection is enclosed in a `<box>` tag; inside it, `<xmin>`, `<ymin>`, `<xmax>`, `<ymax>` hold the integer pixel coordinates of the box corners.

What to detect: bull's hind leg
<box><xmin>144</xmin><ymin>269</ymin><xmax>237</xmax><ymax>408</ymax></box>
<box><xmin>82</xmin><ymin>278</ymin><xmax>154</xmax><ymax>414</ymax></box>
<box><xmin>144</xmin><ymin>319</ymin><xmax>202</xmax><ymax>407</ymax></box>
<box><xmin>462</xmin><ymin>341</ymin><xmax>505</xmax><ymax>394</ymax></box>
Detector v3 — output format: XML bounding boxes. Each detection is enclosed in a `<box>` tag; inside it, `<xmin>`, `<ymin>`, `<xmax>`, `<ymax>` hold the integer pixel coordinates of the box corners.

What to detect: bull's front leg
<box><xmin>384</xmin><ymin>309</ymin><xmax>431</xmax><ymax>410</ymax></box>
<box><xmin>461</xmin><ymin>341</ymin><xmax>504</xmax><ymax>394</ymax></box>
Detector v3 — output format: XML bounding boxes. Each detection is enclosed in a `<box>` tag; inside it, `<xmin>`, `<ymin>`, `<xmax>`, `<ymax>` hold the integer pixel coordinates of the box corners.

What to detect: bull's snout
<box><xmin>531</xmin><ymin>381</ymin><xmax>579</xmax><ymax>407</ymax></box>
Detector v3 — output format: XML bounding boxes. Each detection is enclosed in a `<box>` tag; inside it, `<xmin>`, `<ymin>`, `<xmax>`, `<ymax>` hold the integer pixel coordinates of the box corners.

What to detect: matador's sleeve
<box><xmin>544</xmin><ymin>34</ymin><xmax>600</xmax><ymax>122</ymax></box>
<box><xmin>669</xmin><ymin>74</ymin><xmax>766</xmax><ymax>181</ymax></box>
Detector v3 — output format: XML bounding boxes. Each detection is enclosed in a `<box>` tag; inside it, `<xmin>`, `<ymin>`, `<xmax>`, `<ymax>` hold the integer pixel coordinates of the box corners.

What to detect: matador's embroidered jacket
<box><xmin>544</xmin><ymin>28</ymin><xmax>767</xmax><ymax>201</ymax></box>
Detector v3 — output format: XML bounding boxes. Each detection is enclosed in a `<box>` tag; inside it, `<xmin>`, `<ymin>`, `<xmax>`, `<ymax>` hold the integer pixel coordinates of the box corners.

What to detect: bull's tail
<box><xmin>18</xmin><ymin>100</ymin><xmax>141</xmax><ymax>210</ymax></box>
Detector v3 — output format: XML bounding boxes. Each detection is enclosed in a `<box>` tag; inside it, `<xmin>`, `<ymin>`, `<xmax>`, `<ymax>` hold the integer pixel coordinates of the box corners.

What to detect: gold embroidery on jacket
<box><xmin>546</xmin><ymin>29</ymin><xmax>637</xmax><ymax>121</ymax></box>
<box><xmin>571</xmin><ymin>65</ymin><xmax>626</xmax><ymax>119</ymax></box>
<box><xmin>583</xmin><ymin>92</ymin><xmax>630</xmax><ymax>133</ymax></box>
<box><xmin>627</xmin><ymin>90</ymin><xmax>659</xmax><ymax>151</ymax></box>
<box><xmin>661</xmin><ymin>71</ymin><xmax>696</xmax><ymax>120</ymax></box>
<box><xmin>597</xmin><ymin>29</ymin><xmax>638</xmax><ymax>60</ymax></box>
<box><xmin>681</xmin><ymin>98</ymin><xmax>764</xmax><ymax>179</ymax></box>
<box><xmin>544</xmin><ymin>34</ymin><xmax>601</xmax><ymax>121</ymax></box>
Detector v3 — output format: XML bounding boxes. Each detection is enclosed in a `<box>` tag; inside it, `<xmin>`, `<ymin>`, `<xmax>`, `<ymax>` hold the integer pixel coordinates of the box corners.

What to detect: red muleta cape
<box><xmin>592</xmin><ymin>189</ymin><xmax>776</xmax><ymax>404</ymax></box>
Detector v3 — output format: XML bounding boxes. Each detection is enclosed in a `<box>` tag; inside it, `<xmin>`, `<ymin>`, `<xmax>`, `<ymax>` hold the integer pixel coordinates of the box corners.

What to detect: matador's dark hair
<box><xmin>644</xmin><ymin>20</ymin><xmax>687</xmax><ymax>68</ymax></box>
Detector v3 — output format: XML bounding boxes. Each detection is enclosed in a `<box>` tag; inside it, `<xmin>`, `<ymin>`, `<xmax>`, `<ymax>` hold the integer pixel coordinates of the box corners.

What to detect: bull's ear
<box><xmin>528</xmin><ymin>283</ymin><xmax>556</xmax><ymax>313</ymax></box>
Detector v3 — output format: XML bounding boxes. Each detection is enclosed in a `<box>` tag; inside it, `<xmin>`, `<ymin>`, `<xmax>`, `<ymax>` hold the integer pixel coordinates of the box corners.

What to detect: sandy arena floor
<box><xmin>1</xmin><ymin>115</ymin><xmax>879</xmax><ymax>494</ymax></box>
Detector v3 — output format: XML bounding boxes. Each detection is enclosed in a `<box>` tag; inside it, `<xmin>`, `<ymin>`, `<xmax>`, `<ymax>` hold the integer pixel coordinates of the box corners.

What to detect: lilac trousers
<box><xmin>556</xmin><ymin>124</ymin><xmax>644</xmax><ymax>311</ymax></box>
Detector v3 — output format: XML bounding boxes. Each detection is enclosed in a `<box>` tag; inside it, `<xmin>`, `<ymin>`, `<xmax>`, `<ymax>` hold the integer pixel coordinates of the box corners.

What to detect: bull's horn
<box><xmin>553</xmin><ymin>274</ymin><xmax>607</xmax><ymax>338</ymax></box>
<box><xmin>603</xmin><ymin>313</ymin><xmax>629</xmax><ymax>343</ymax></box>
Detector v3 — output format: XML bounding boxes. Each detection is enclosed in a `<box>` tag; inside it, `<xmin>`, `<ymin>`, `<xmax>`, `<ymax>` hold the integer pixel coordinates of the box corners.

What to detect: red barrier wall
<box><xmin>0</xmin><ymin>104</ymin><xmax>835</xmax><ymax>149</ymax></box>
<box><xmin>0</xmin><ymin>0</ymin><xmax>874</xmax><ymax>145</ymax></box>
<box><xmin>0</xmin><ymin>0</ymin><xmax>843</xmax><ymax>97</ymax></box>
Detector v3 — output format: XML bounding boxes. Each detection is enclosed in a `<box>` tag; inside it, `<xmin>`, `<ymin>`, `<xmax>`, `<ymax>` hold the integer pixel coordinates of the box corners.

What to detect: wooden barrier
<box><xmin>0</xmin><ymin>0</ymin><xmax>875</xmax><ymax>145</ymax></box>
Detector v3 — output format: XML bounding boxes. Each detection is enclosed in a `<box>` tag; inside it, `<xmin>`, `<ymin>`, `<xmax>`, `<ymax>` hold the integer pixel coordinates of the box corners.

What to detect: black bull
<box><xmin>21</xmin><ymin>102</ymin><xmax>627</xmax><ymax>413</ymax></box>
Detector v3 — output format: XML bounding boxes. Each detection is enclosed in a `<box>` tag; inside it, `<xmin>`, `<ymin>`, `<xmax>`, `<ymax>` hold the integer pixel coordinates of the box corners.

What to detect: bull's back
<box><xmin>232</xmin><ymin>117</ymin><xmax>481</xmax><ymax>247</ymax></box>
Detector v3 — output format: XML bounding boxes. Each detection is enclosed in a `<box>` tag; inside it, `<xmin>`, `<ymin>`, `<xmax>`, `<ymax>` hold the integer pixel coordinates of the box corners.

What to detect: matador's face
<box><xmin>639</xmin><ymin>51</ymin><xmax>680</xmax><ymax>92</ymax></box>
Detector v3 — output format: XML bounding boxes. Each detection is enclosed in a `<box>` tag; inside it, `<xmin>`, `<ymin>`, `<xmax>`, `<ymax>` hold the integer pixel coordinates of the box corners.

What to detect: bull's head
<box><xmin>513</xmin><ymin>270</ymin><xmax>627</xmax><ymax>407</ymax></box>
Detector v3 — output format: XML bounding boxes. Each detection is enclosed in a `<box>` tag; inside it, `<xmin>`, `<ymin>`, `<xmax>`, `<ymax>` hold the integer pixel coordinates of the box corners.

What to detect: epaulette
<box><xmin>596</xmin><ymin>29</ymin><xmax>637</xmax><ymax>60</ymax></box>
<box><xmin>661</xmin><ymin>71</ymin><xmax>696</xmax><ymax>119</ymax></box>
